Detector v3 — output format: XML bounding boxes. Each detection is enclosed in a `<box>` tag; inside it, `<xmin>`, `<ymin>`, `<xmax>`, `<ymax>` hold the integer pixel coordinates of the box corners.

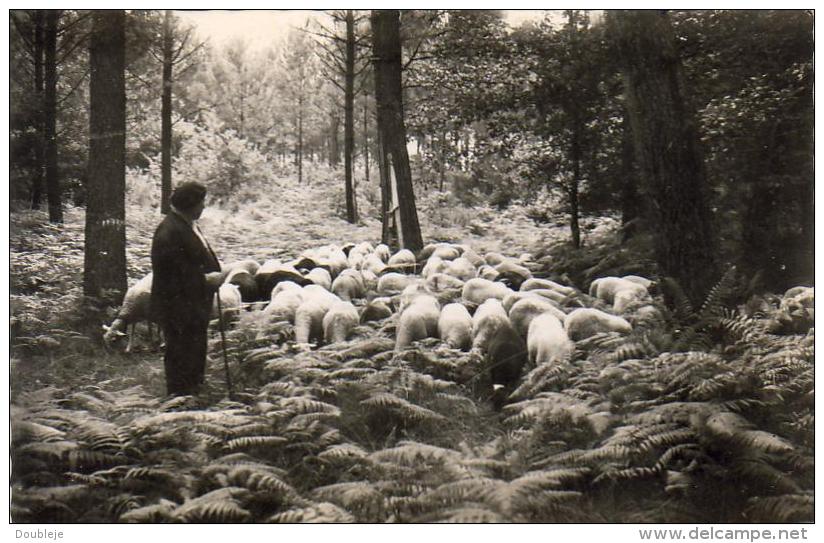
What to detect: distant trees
<box><xmin>83</xmin><ymin>10</ymin><xmax>127</xmax><ymax>301</ymax></box>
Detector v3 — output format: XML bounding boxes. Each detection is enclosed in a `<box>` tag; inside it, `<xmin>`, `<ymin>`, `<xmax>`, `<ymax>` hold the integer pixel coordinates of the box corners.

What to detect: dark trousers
<box><xmin>162</xmin><ymin>320</ymin><xmax>209</xmax><ymax>396</ymax></box>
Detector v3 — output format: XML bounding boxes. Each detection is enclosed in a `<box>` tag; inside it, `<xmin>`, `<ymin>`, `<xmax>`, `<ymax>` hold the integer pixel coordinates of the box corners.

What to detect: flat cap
<box><xmin>170</xmin><ymin>182</ymin><xmax>207</xmax><ymax>211</ymax></box>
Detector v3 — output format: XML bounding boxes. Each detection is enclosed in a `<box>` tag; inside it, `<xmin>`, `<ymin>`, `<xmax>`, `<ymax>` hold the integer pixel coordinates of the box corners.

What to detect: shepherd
<box><xmin>151</xmin><ymin>182</ymin><xmax>223</xmax><ymax>397</ymax></box>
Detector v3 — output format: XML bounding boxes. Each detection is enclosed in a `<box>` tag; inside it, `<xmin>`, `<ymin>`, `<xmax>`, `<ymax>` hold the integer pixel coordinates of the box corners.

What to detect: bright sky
<box><xmin>176</xmin><ymin>9</ymin><xmax>551</xmax><ymax>51</ymax></box>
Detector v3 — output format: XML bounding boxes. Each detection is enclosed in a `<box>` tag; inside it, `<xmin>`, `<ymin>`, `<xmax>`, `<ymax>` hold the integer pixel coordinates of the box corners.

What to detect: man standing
<box><xmin>151</xmin><ymin>182</ymin><xmax>222</xmax><ymax>396</ymax></box>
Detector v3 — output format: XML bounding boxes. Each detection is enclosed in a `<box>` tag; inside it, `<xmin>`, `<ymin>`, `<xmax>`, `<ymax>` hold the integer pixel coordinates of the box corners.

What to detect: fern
<box><xmin>267</xmin><ymin>502</ymin><xmax>355</xmax><ymax>523</ymax></box>
<box><xmin>745</xmin><ymin>493</ymin><xmax>814</xmax><ymax>522</ymax></box>
<box><xmin>224</xmin><ymin>436</ymin><xmax>288</xmax><ymax>452</ymax></box>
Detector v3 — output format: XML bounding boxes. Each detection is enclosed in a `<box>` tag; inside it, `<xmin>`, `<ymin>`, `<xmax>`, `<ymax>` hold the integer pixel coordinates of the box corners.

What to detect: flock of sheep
<box><xmin>103</xmin><ymin>240</ymin><xmax>665</xmax><ymax>401</ymax></box>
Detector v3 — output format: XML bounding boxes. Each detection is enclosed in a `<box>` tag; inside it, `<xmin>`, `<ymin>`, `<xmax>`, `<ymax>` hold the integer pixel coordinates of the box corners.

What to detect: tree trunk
<box><xmin>297</xmin><ymin>103</ymin><xmax>304</xmax><ymax>183</ymax></box>
<box><xmin>160</xmin><ymin>9</ymin><xmax>173</xmax><ymax>214</ymax></box>
<box><xmin>31</xmin><ymin>10</ymin><xmax>45</xmax><ymax>210</ymax></box>
<box><xmin>619</xmin><ymin>110</ymin><xmax>640</xmax><ymax>242</ymax></box>
<box><xmin>371</xmin><ymin>9</ymin><xmax>423</xmax><ymax>253</ymax></box>
<box><xmin>376</xmin><ymin>126</ymin><xmax>393</xmax><ymax>246</ymax></box>
<box><xmin>329</xmin><ymin>112</ymin><xmax>340</xmax><ymax>166</ymax></box>
<box><xmin>363</xmin><ymin>93</ymin><xmax>370</xmax><ymax>185</ymax></box>
<box><xmin>44</xmin><ymin>10</ymin><xmax>62</xmax><ymax>223</ymax></box>
<box><xmin>84</xmin><ymin>10</ymin><xmax>127</xmax><ymax>303</ymax></box>
<box><xmin>609</xmin><ymin>10</ymin><xmax>718</xmax><ymax>304</ymax></box>
<box><xmin>568</xmin><ymin>118</ymin><xmax>582</xmax><ymax>249</ymax></box>
<box><xmin>343</xmin><ymin>10</ymin><xmax>357</xmax><ymax>223</ymax></box>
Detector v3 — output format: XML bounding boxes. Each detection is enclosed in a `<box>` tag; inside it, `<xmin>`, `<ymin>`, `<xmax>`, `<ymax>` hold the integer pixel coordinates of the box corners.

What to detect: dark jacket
<box><xmin>151</xmin><ymin>211</ymin><xmax>221</xmax><ymax>331</ymax></box>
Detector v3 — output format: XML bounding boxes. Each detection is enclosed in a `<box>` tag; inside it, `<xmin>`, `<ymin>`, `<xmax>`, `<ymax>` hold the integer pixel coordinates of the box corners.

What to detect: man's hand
<box><xmin>205</xmin><ymin>271</ymin><xmax>224</xmax><ymax>288</ymax></box>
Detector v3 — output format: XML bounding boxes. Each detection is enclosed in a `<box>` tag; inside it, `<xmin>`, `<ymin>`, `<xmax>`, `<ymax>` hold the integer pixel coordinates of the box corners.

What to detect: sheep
<box><xmin>478</xmin><ymin>265</ymin><xmax>500</xmax><ymax>282</ymax></box>
<box><xmin>225</xmin><ymin>268</ymin><xmax>258</xmax><ymax>303</ymax></box>
<box><xmin>437</xmin><ymin>303</ymin><xmax>473</xmax><ymax>351</ymax></box>
<box><xmin>502</xmin><ymin>291</ymin><xmax>546</xmax><ymax>313</ymax></box>
<box><xmin>520</xmin><ymin>277</ymin><xmax>575</xmax><ymax>297</ymax></box>
<box><xmin>622</xmin><ymin>275</ymin><xmax>655</xmax><ymax>290</ymax></box>
<box><xmin>255</xmin><ymin>261</ymin><xmax>312</xmax><ymax>300</ymax></box>
<box><xmin>509</xmin><ymin>297</ymin><xmax>566</xmax><ymax>339</ymax></box>
<box><xmin>564</xmin><ymin>308</ymin><xmax>632</xmax><ymax>341</ymax></box>
<box><xmin>331</xmin><ymin>269</ymin><xmax>366</xmax><ymax>301</ymax></box>
<box><xmin>360</xmin><ymin>298</ymin><xmax>394</xmax><ymax>323</ymax></box>
<box><xmin>102</xmin><ymin>273</ymin><xmax>157</xmax><ymax>353</ymax></box>
<box><xmin>263</xmin><ymin>288</ymin><xmax>305</xmax><ymax>323</ymax></box>
<box><xmin>294</xmin><ymin>287</ymin><xmax>341</xmax><ymax>345</ymax></box>
<box><xmin>484</xmin><ymin>252</ymin><xmax>506</xmax><ymax>266</ymax></box>
<box><xmin>431</xmin><ymin>244</ymin><xmax>461</xmax><ymax>261</ymax></box>
<box><xmin>395</xmin><ymin>294</ymin><xmax>440</xmax><ymax>350</ymax></box>
<box><xmin>322</xmin><ymin>301</ymin><xmax>360</xmax><ymax>344</ymax></box>
<box><xmin>444</xmin><ymin>257</ymin><xmax>477</xmax><ymax>282</ymax></box>
<box><xmin>527</xmin><ymin>312</ymin><xmax>574</xmax><ymax>366</ymax></box>
<box><xmin>271</xmin><ymin>280</ymin><xmax>303</xmax><ymax>299</ymax></box>
<box><xmin>471</xmin><ymin>299</ymin><xmax>511</xmax><ymax>353</ymax></box>
<box><xmin>462</xmin><ymin>278</ymin><xmax>513</xmax><ymax>308</ymax></box>
<box><xmin>361</xmin><ymin>253</ymin><xmax>387</xmax><ymax>275</ymax></box>
<box><xmin>222</xmin><ymin>259</ymin><xmax>260</xmax><ymax>277</ymax></box>
<box><xmin>494</xmin><ymin>259</ymin><xmax>533</xmax><ymax>290</ymax></box>
<box><xmin>388</xmin><ymin>248</ymin><xmax>417</xmax><ymax>273</ymax></box>
<box><xmin>397</xmin><ymin>283</ymin><xmax>434</xmax><ymax>313</ymax></box>
<box><xmin>374</xmin><ymin>243</ymin><xmax>392</xmax><ymax>263</ymax></box>
<box><xmin>589</xmin><ymin>276</ymin><xmax>648</xmax><ymax>304</ymax></box>
<box><xmin>426</xmin><ymin>272</ymin><xmax>465</xmax><ymax>293</ymax></box>
<box><xmin>458</xmin><ymin>246</ymin><xmax>485</xmax><ymax>268</ymax></box>
<box><xmin>613</xmin><ymin>288</ymin><xmax>651</xmax><ymax>314</ymax></box>
<box><xmin>377</xmin><ymin>272</ymin><xmax>418</xmax><ymax>295</ymax></box>
<box><xmin>305</xmin><ymin>267</ymin><xmax>332</xmax><ymax>291</ymax></box>
<box><xmin>421</xmin><ymin>255</ymin><xmax>447</xmax><ymax>279</ymax></box>
<box><xmin>211</xmin><ymin>283</ymin><xmax>243</xmax><ymax>322</ymax></box>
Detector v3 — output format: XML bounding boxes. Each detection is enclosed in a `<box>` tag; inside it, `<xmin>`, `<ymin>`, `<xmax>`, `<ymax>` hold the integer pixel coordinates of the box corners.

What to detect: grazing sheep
<box><xmin>527</xmin><ymin>312</ymin><xmax>574</xmax><ymax>366</ymax></box>
<box><xmin>225</xmin><ymin>268</ymin><xmax>258</xmax><ymax>303</ymax></box>
<box><xmin>102</xmin><ymin>273</ymin><xmax>156</xmax><ymax>353</ymax></box>
<box><xmin>520</xmin><ymin>277</ymin><xmax>575</xmax><ymax>297</ymax></box>
<box><xmin>378</xmin><ymin>272</ymin><xmax>418</xmax><ymax>296</ymax></box>
<box><xmin>331</xmin><ymin>269</ymin><xmax>366</xmax><ymax>301</ymax></box>
<box><xmin>294</xmin><ymin>288</ymin><xmax>341</xmax><ymax>345</ymax></box>
<box><xmin>361</xmin><ymin>253</ymin><xmax>387</xmax><ymax>275</ymax></box>
<box><xmin>426</xmin><ymin>273</ymin><xmax>465</xmax><ymax>292</ymax></box>
<box><xmin>502</xmin><ymin>291</ymin><xmax>546</xmax><ymax>313</ymax></box>
<box><xmin>211</xmin><ymin>283</ymin><xmax>243</xmax><ymax>321</ymax></box>
<box><xmin>323</xmin><ymin>301</ymin><xmax>360</xmax><ymax>344</ymax></box>
<box><xmin>263</xmin><ymin>288</ymin><xmax>305</xmax><ymax>323</ymax></box>
<box><xmin>388</xmin><ymin>249</ymin><xmax>417</xmax><ymax>273</ymax></box>
<box><xmin>478</xmin><ymin>265</ymin><xmax>500</xmax><ymax>282</ymax></box>
<box><xmin>471</xmin><ymin>299</ymin><xmax>511</xmax><ymax>353</ymax></box>
<box><xmin>360</xmin><ymin>298</ymin><xmax>394</xmax><ymax>323</ymax></box>
<box><xmin>462</xmin><ymin>278</ymin><xmax>513</xmax><ymax>307</ymax></box>
<box><xmin>444</xmin><ymin>257</ymin><xmax>477</xmax><ymax>282</ymax></box>
<box><xmin>509</xmin><ymin>297</ymin><xmax>566</xmax><ymax>339</ymax></box>
<box><xmin>305</xmin><ymin>267</ymin><xmax>333</xmax><ymax>291</ymax></box>
<box><xmin>222</xmin><ymin>259</ymin><xmax>260</xmax><ymax>276</ymax></box>
<box><xmin>564</xmin><ymin>308</ymin><xmax>632</xmax><ymax>341</ymax></box>
<box><xmin>374</xmin><ymin>243</ymin><xmax>392</xmax><ymax>263</ymax></box>
<box><xmin>484</xmin><ymin>252</ymin><xmax>506</xmax><ymax>266</ymax></box>
<box><xmin>395</xmin><ymin>295</ymin><xmax>441</xmax><ymax>350</ymax></box>
<box><xmin>422</xmin><ymin>255</ymin><xmax>447</xmax><ymax>279</ymax></box>
<box><xmin>458</xmin><ymin>246</ymin><xmax>485</xmax><ymax>268</ymax></box>
<box><xmin>589</xmin><ymin>276</ymin><xmax>648</xmax><ymax>304</ymax></box>
<box><xmin>270</xmin><ymin>280</ymin><xmax>303</xmax><ymax>299</ymax></box>
<box><xmin>437</xmin><ymin>303</ymin><xmax>473</xmax><ymax>351</ymax></box>
<box><xmin>622</xmin><ymin>275</ymin><xmax>655</xmax><ymax>290</ymax></box>
<box><xmin>256</xmin><ymin>261</ymin><xmax>312</xmax><ymax>299</ymax></box>
<box><xmin>397</xmin><ymin>283</ymin><xmax>434</xmax><ymax>313</ymax></box>
<box><xmin>431</xmin><ymin>244</ymin><xmax>461</xmax><ymax>261</ymax></box>
<box><xmin>613</xmin><ymin>288</ymin><xmax>651</xmax><ymax>314</ymax></box>
<box><xmin>494</xmin><ymin>259</ymin><xmax>532</xmax><ymax>290</ymax></box>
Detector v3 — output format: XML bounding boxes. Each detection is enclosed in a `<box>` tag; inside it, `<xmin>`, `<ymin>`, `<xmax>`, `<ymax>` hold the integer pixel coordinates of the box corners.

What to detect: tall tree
<box><xmin>84</xmin><ymin>10</ymin><xmax>127</xmax><ymax>302</ymax></box>
<box><xmin>371</xmin><ymin>10</ymin><xmax>423</xmax><ymax>252</ymax></box>
<box><xmin>31</xmin><ymin>10</ymin><xmax>45</xmax><ymax>209</ymax></box>
<box><xmin>608</xmin><ymin>10</ymin><xmax>717</xmax><ymax>303</ymax></box>
<box><xmin>43</xmin><ymin>9</ymin><xmax>63</xmax><ymax>223</ymax></box>
<box><xmin>160</xmin><ymin>10</ymin><xmax>174</xmax><ymax>213</ymax></box>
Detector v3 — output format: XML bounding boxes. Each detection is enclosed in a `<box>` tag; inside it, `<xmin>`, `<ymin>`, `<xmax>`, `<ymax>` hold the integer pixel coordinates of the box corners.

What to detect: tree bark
<box><xmin>44</xmin><ymin>9</ymin><xmax>62</xmax><ymax>223</ymax></box>
<box><xmin>31</xmin><ymin>10</ymin><xmax>45</xmax><ymax>210</ymax></box>
<box><xmin>619</xmin><ymin>111</ymin><xmax>640</xmax><ymax>242</ymax></box>
<box><xmin>371</xmin><ymin>9</ymin><xmax>423</xmax><ymax>252</ymax></box>
<box><xmin>343</xmin><ymin>9</ymin><xmax>357</xmax><ymax>223</ymax></box>
<box><xmin>609</xmin><ymin>10</ymin><xmax>718</xmax><ymax>304</ymax></box>
<box><xmin>568</xmin><ymin>117</ymin><xmax>582</xmax><ymax>249</ymax></box>
<box><xmin>84</xmin><ymin>10</ymin><xmax>127</xmax><ymax>302</ymax></box>
<box><xmin>363</xmin><ymin>92</ymin><xmax>370</xmax><ymax>185</ymax></box>
<box><xmin>160</xmin><ymin>10</ymin><xmax>173</xmax><ymax>214</ymax></box>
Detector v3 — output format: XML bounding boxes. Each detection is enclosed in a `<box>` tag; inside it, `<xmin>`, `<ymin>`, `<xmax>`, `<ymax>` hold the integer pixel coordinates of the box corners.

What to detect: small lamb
<box><xmin>102</xmin><ymin>273</ymin><xmax>157</xmax><ymax>353</ymax></box>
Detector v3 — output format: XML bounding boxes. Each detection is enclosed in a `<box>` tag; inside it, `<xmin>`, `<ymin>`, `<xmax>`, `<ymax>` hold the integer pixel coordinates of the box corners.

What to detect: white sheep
<box><xmin>437</xmin><ymin>303</ymin><xmax>473</xmax><ymax>351</ymax></box>
<box><xmin>331</xmin><ymin>269</ymin><xmax>366</xmax><ymax>301</ymax></box>
<box><xmin>462</xmin><ymin>278</ymin><xmax>513</xmax><ymax>307</ymax></box>
<box><xmin>527</xmin><ymin>312</ymin><xmax>574</xmax><ymax>366</ymax></box>
<box><xmin>305</xmin><ymin>267</ymin><xmax>332</xmax><ymax>290</ymax></box>
<box><xmin>471</xmin><ymin>299</ymin><xmax>511</xmax><ymax>353</ymax></box>
<box><xmin>395</xmin><ymin>294</ymin><xmax>441</xmax><ymax>350</ymax></box>
<box><xmin>520</xmin><ymin>277</ymin><xmax>575</xmax><ymax>297</ymax></box>
<box><xmin>388</xmin><ymin>248</ymin><xmax>417</xmax><ymax>273</ymax></box>
<box><xmin>102</xmin><ymin>273</ymin><xmax>157</xmax><ymax>353</ymax></box>
<box><xmin>322</xmin><ymin>301</ymin><xmax>360</xmax><ymax>344</ymax></box>
<box><xmin>294</xmin><ymin>287</ymin><xmax>341</xmax><ymax>345</ymax></box>
<box><xmin>564</xmin><ymin>308</ymin><xmax>632</xmax><ymax>341</ymax></box>
<box><xmin>509</xmin><ymin>297</ymin><xmax>566</xmax><ymax>339</ymax></box>
<box><xmin>377</xmin><ymin>272</ymin><xmax>418</xmax><ymax>295</ymax></box>
<box><xmin>444</xmin><ymin>257</ymin><xmax>477</xmax><ymax>282</ymax></box>
<box><xmin>211</xmin><ymin>283</ymin><xmax>243</xmax><ymax>322</ymax></box>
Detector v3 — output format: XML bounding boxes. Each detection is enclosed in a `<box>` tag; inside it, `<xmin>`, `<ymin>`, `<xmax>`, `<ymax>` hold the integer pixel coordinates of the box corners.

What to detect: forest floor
<box><xmin>9</xmin><ymin>173</ymin><xmax>813</xmax><ymax>524</ymax></box>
